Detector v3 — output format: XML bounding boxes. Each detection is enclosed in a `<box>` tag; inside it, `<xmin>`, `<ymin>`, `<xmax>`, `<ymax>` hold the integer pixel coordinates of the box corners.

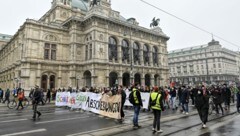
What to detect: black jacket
<box><xmin>33</xmin><ymin>88</ymin><xmax>42</xmax><ymax>102</ymax></box>
<box><xmin>195</xmin><ymin>89</ymin><xmax>209</xmax><ymax>109</ymax></box>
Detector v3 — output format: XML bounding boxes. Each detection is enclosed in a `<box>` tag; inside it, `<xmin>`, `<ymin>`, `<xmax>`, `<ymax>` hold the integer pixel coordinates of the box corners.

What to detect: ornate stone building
<box><xmin>0</xmin><ymin>0</ymin><xmax>169</xmax><ymax>91</ymax></box>
<box><xmin>168</xmin><ymin>39</ymin><xmax>240</xmax><ymax>85</ymax></box>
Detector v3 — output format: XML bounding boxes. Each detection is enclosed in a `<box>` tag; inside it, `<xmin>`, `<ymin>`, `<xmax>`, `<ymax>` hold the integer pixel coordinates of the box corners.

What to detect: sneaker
<box><xmin>202</xmin><ymin>124</ymin><xmax>206</xmax><ymax>128</ymax></box>
<box><xmin>38</xmin><ymin>113</ymin><xmax>42</xmax><ymax>118</ymax></box>
<box><xmin>157</xmin><ymin>129</ymin><xmax>163</xmax><ymax>133</ymax></box>
<box><xmin>152</xmin><ymin>128</ymin><xmax>155</xmax><ymax>131</ymax></box>
<box><xmin>136</xmin><ymin>125</ymin><xmax>142</xmax><ymax>128</ymax></box>
<box><xmin>182</xmin><ymin>111</ymin><xmax>185</xmax><ymax>114</ymax></box>
<box><xmin>186</xmin><ymin>112</ymin><xmax>189</xmax><ymax>115</ymax></box>
<box><xmin>133</xmin><ymin>126</ymin><xmax>138</xmax><ymax>129</ymax></box>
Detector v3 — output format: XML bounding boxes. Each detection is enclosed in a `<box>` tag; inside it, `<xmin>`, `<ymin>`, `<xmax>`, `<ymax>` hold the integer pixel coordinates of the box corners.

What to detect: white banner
<box><xmin>56</xmin><ymin>92</ymin><xmax>121</xmax><ymax>119</ymax></box>
<box><xmin>124</xmin><ymin>90</ymin><xmax>150</xmax><ymax>109</ymax></box>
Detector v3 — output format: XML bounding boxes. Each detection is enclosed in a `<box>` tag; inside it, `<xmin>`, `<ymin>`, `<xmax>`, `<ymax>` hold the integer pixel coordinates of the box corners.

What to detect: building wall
<box><xmin>0</xmin><ymin>0</ymin><xmax>169</xmax><ymax>91</ymax></box>
<box><xmin>168</xmin><ymin>40</ymin><xmax>239</xmax><ymax>85</ymax></box>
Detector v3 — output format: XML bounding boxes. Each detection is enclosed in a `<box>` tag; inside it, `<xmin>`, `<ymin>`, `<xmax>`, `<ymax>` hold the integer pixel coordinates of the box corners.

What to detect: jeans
<box><xmin>153</xmin><ymin>109</ymin><xmax>161</xmax><ymax>131</ymax></box>
<box><xmin>170</xmin><ymin>97</ymin><xmax>177</xmax><ymax>109</ymax></box>
<box><xmin>182</xmin><ymin>103</ymin><xmax>189</xmax><ymax>112</ymax></box>
<box><xmin>133</xmin><ymin>105</ymin><xmax>140</xmax><ymax>126</ymax></box>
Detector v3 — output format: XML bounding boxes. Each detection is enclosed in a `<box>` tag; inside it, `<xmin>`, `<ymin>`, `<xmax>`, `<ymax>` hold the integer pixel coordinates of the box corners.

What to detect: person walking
<box><xmin>212</xmin><ymin>86</ymin><xmax>224</xmax><ymax>115</ymax></box>
<box><xmin>195</xmin><ymin>86</ymin><xmax>209</xmax><ymax>128</ymax></box>
<box><xmin>150</xmin><ymin>86</ymin><xmax>164</xmax><ymax>133</ymax></box>
<box><xmin>236</xmin><ymin>86</ymin><xmax>240</xmax><ymax>113</ymax></box>
<box><xmin>16</xmin><ymin>89</ymin><xmax>24</xmax><ymax>110</ymax></box>
<box><xmin>3</xmin><ymin>89</ymin><xmax>10</xmax><ymax>104</ymax></box>
<box><xmin>170</xmin><ymin>87</ymin><xmax>177</xmax><ymax>110</ymax></box>
<box><xmin>118</xmin><ymin>85</ymin><xmax>126</xmax><ymax>123</ymax></box>
<box><xmin>46</xmin><ymin>89</ymin><xmax>51</xmax><ymax>103</ymax></box>
<box><xmin>0</xmin><ymin>88</ymin><xmax>4</xmax><ymax>103</ymax></box>
<box><xmin>222</xmin><ymin>84</ymin><xmax>231</xmax><ymax>111</ymax></box>
<box><xmin>181</xmin><ymin>86</ymin><xmax>189</xmax><ymax>115</ymax></box>
<box><xmin>132</xmin><ymin>83</ymin><xmax>143</xmax><ymax>129</ymax></box>
<box><xmin>32</xmin><ymin>85</ymin><xmax>42</xmax><ymax>120</ymax></box>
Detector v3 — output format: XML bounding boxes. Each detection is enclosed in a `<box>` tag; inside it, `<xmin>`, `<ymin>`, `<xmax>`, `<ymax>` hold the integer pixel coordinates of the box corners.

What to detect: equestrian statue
<box><xmin>150</xmin><ymin>17</ymin><xmax>160</xmax><ymax>28</ymax></box>
<box><xmin>90</xmin><ymin>0</ymin><xmax>100</xmax><ymax>7</ymax></box>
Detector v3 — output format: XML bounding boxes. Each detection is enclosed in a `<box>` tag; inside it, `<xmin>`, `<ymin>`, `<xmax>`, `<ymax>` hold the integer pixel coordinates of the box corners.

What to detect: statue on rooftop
<box><xmin>150</xmin><ymin>17</ymin><xmax>160</xmax><ymax>28</ymax></box>
<box><xmin>90</xmin><ymin>0</ymin><xmax>100</xmax><ymax>7</ymax></box>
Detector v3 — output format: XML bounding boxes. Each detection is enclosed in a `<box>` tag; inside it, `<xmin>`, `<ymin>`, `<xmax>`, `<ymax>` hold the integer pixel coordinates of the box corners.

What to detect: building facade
<box><xmin>0</xmin><ymin>33</ymin><xmax>12</xmax><ymax>50</ymax></box>
<box><xmin>0</xmin><ymin>0</ymin><xmax>169</xmax><ymax>91</ymax></box>
<box><xmin>168</xmin><ymin>39</ymin><xmax>240</xmax><ymax>85</ymax></box>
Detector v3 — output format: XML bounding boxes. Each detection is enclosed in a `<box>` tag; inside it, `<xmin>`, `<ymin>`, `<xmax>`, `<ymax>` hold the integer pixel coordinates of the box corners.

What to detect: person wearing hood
<box><xmin>195</xmin><ymin>86</ymin><xmax>209</xmax><ymax>128</ymax></box>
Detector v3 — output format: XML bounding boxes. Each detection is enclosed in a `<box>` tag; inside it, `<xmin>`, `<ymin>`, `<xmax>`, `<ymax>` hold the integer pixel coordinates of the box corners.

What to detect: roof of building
<box><xmin>0</xmin><ymin>33</ymin><xmax>12</xmax><ymax>41</ymax></box>
<box><xmin>72</xmin><ymin>0</ymin><xmax>89</xmax><ymax>11</ymax></box>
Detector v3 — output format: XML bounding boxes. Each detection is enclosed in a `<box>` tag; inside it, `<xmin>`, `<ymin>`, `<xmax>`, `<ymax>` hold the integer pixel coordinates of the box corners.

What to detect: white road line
<box><xmin>35</xmin><ymin>116</ymin><xmax>90</xmax><ymax>124</ymax></box>
<box><xmin>0</xmin><ymin>119</ymin><xmax>28</xmax><ymax>123</ymax></box>
<box><xmin>0</xmin><ymin>128</ymin><xmax>47</xmax><ymax>136</ymax></box>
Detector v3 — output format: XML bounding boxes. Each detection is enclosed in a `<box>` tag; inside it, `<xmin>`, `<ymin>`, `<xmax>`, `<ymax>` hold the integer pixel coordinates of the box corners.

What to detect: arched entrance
<box><xmin>122</xmin><ymin>72</ymin><xmax>130</xmax><ymax>87</ymax></box>
<box><xmin>134</xmin><ymin>73</ymin><xmax>141</xmax><ymax>85</ymax></box>
<box><xmin>83</xmin><ymin>71</ymin><xmax>91</xmax><ymax>87</ymax></box>
<box><xmin>154</xmin><ymin>74</ymin><xmax>160</xmax><ymax>86</ymax></box>
<box><xmin>109</xmin><ymin>72</ymin><xmax>118</xmax><ymax>87</ymax></box>
<box><xmin>41</xmin><ymin>75</ymin><xmax>48</xmax><ymax>91</ymax></box>
<box><xmin>145</xmin><ymin>74</ymin><xmax>151</xmax><ymax>87</ymax></box>
<box><xmin>49</xmin><ymin>75</ymin><xmax>55</xmax><ymax>90</ymax></box>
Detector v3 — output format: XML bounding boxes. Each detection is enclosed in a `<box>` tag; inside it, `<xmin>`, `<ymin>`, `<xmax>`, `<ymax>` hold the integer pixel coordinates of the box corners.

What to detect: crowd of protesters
<box><xmin>1</xmin><ymin>82</ymin><xmax>240</xmax><ymax>130</ymax></box>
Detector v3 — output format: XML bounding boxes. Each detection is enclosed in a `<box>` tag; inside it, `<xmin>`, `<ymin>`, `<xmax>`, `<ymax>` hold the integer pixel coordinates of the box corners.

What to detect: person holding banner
<box><xmin>150</xmin><ymin>86</ymin><xmax>164</xmax><ymax>133</ymax></box>
<box><xmin>118</xmin><ymin>85</ymin><xmax>126</xmax><ymax>123</ymax></box>
<box><xmin>132</xmin><ymin>84</ymin><xmax>143</xmax><ymax>129</ymax></box>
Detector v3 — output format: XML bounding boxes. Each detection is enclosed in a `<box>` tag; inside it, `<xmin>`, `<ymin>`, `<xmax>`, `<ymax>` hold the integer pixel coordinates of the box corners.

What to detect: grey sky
<box><xmin>0</xmin><ymin>0</ymin><xmax>239</xmax><ymax>51</ymax></box>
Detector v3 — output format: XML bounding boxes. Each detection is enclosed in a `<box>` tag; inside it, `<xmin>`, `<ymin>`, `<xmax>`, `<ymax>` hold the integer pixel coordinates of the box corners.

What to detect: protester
<box><xmin>150</xmin><ymin>86</ymin><xmax>164</xmax><ymax>133</ymax></box>
<box><xmin>236</xmin><ymin>86</ymin><xmax>240</xmax><ymax>113</ymax></box>
<box><xmin>181</xmin><ymin>85</ymin><xmax>189</xmax><ymax>115</ymax></box>
<box><xmin>3</xmin><ymin>89</ymin><xmax>10</xmax><ymax>104</ymax></box>
<box><xmin>32</xmin><ymin>85</ymin><xmax>42</xmax><ymax>120</ymax></box>
<box><xmin>195</xmin><ymin>85</ymin><xmax>209</xmax><ymax>128</ymax></box>
<box><xmin>212</xmin><ymin>86</ymin><xmax>224</xmax><ymax>115</ymax></box>
<box><xmin>16</xmin><ymin>89</ymin><xmax>24</xmax><ymax>110</ymax></box>
<box><xmin>118</xmin><ymin>85</ymin><xmax>126</xmax><ymax>123</ymax></box>
<box><xmin>0</xmin><ymin>88</ymin><xmax>3</xmax><ymax>102</ymax></box>
<box><xmin>46</xmin><ymin>89</ymin><xmax>51</xmax><ymax>103</ymax></box>
<box><xmin>132</xmin><ymin>83</ymin><xmax>143</xmax><ymax>129</ymax></box>
<box><xmin>222</xmin><ymin>84</ymin><xmax>231</xmax><ymax>111</ymax></box>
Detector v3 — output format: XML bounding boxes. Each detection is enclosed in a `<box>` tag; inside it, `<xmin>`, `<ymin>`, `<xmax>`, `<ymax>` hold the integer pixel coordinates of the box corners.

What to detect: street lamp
<box><xmin>76</xmin><ymin>76</ymin><xmax>80</xmax><ymax>90</ymax></box>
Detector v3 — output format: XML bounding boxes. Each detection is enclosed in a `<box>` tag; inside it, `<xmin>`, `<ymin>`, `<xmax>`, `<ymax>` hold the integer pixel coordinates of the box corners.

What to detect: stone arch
<box><xmin>122</xmin><ymin>72</ymin><xmax>130</xmax><ymax>87</ymax></box>
<box><xmin>109</xmin><ymin>71</ymin><xmax>118</xmax><ymax>87</ymax></box>
<box><xmin>43</xmin><ymin>33</ymin><xmax>59</xmax><ymax>42</ymax></box>
<box><xmin>145</xmin><ymin>74</ymin><xmax>151</xmax><ymax>87</ymax></box>
<box><xmin>134</xmin><ymin>73</ymin><xmax>141</xmax><ymax>85</ymax></box>
<box><xmin>83</xmin><ymin>70</ymin><xmax>92</xmax><ymax>87</ymax></box>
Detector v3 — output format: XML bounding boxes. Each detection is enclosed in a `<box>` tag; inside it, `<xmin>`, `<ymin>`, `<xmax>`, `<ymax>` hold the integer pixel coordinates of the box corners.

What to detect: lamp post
<box><xmin>76</xmin><ymin>76</ymin><xmax>80</xmax><ymax>90</ymax></box>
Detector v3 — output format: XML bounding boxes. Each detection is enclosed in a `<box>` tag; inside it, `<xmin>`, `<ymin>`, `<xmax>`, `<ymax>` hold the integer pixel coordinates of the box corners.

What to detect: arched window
<box><xmin>122</xmin><ymin>39</ymin><xmax>129</xmax><ymax>62</ymax></box>
<box><xmin>109</xmin><ymin>37</ymin><xmax>118</xmax><ymax>61</ymax></box>
<box><xmin>143</xmin><ymin>44</ymin><xmax>150</xmax><ymax>65</ymax></box>
<box><xmin>133</xmin><ymin>42</ymin><xmax>140</xmax><ymax>64</ymax></box>
<box><xmin>153</xmin><ymin>46</ymin><xmax>158</xmax><ymax>65</ymax></box>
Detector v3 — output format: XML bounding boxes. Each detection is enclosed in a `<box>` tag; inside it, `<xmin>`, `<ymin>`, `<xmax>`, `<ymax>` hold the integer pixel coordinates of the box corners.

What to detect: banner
<box><xmin>124</xmin><ymin>90</ymin><xmax>150</xmax><ymax>109</ymax></box>
<box><xmin>56</xmin><ymin>92</ymin><xmax>121</xmax><ymax>119</ymax></box>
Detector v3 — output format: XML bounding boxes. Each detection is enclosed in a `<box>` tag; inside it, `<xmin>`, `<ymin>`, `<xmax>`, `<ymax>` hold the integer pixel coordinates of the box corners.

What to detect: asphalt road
<box><xmin>0</xmin><ymin>103</ymin><xmax>239</xmax><ymax>136</ymax></box>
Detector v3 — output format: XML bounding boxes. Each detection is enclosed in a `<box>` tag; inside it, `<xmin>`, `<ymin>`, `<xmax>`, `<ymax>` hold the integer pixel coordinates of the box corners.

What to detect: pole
<box><xmin>205</xmin><ymin>49</ymin><xmax>209</xmax><ymax>84</ymax></box>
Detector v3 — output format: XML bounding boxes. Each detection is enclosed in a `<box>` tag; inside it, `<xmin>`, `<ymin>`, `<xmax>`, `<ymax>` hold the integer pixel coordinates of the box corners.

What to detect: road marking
<box><xmin>35</xmin><ymin>116</ymin><xmax>90</xmax><ymax>124</ymax></box>
<box><xmin>0</xmin><ymin>128</ymin><xmax>46</xmax><ymax>136</ymax></box>
<box><xmin>0</xmin><ymin>119</ymin><xmax>28</xmax><ymax>123</ymax></box>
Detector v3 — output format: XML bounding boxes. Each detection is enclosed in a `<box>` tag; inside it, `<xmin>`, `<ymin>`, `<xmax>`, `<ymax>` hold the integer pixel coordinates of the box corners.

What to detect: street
<box><xmin>0</xmin><ymin>103</ymin><xmax>239</xmax><ymax>136</ymax></box>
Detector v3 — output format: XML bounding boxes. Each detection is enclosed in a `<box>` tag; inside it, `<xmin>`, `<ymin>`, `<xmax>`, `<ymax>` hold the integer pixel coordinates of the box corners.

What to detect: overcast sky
<box><xmin>0</xmin><ymin>0</ymin><xmax>239</xmax><ymax>51</ymax></box>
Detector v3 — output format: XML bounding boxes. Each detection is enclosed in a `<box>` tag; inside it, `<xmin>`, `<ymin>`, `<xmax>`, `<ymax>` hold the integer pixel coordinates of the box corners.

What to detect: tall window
<box><xmin>85</xmin><ymin>35</ymin><xmax>92</xmax><ymax>60</ymax></box>
<box><xmin>133</xmin><ymin>42</ymin><xmax>140</xmax><ymax>63</ymax></box>
<box><xmin>44</xmin><ymin>43</ymin><xmax>56</xmax><ymax>60</ymax></box>
<box><xmin>152</xmin><ymin>46</ymin><xmax>158</xmax><ymax>65</ymax></box>
<box><xmin>143</xmin><ymin>44</ymin><xmax>149</xmax><ymax>65</ymax></box>
<box><xmin>122</xmin><ymin>39</ymin><xmax>129</xmax><ymax>62</ymax></box>
<box><xmin>109</xmin><ymin>37</ymin><xmax>118</xmax><ymax>61</ymax></box>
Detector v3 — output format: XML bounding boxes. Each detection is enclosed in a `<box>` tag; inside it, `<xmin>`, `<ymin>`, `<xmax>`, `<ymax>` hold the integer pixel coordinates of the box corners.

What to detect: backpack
<box><xmin>150</xmin><ymin>93</ymin><xmax>159</xmax><ymax>106</ymax></box>
<box><xmin>128</xmin><ymin>91</ymin><xmax>135</xmax><ymax>105</ymax></box>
